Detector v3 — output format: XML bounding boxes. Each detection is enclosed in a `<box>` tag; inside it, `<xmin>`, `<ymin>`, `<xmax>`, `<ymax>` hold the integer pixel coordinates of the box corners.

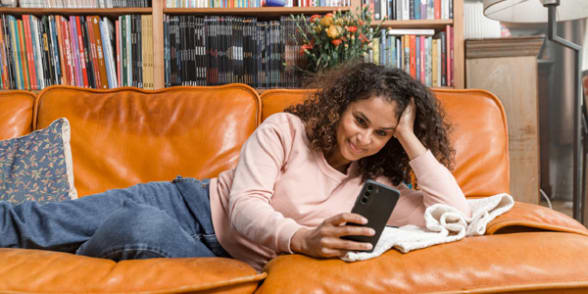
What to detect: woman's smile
<box><xmin>347</xmin><ymin>139</ymin><xmax>364</xmax><ymax>155</ymax></box>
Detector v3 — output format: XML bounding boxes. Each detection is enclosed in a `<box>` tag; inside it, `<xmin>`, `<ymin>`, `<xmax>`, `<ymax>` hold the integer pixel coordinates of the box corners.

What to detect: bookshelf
<box><xmin>0</xmin><ymin>0</ymin><xmax>464</xmax><ymax>90</ymax></box>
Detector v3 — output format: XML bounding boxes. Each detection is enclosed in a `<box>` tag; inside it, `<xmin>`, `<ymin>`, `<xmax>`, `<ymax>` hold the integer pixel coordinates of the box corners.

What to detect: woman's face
<box><xmin>327</xmin><ymin>96</ymin><xmax>399</xmax><ymax>171</ymax></box>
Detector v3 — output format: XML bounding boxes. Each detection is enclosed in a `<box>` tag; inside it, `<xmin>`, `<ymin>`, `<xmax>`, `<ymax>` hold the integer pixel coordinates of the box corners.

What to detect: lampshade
<box><xmin>483</xmin><ymin>0</ymin><xmax>588</xmax><ymax>23</ymax></box>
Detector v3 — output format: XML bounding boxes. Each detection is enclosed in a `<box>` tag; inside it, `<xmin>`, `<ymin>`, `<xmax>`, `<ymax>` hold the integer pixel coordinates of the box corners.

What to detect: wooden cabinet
<box><xmin>466</xmin><ymin>36</ymin><xmax>544</xmax><ymax>203</ymax></box>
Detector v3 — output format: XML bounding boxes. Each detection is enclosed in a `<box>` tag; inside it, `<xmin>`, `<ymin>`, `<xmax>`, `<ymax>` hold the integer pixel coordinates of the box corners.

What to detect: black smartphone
<box><xmin>342</xmin><ymin>179</ymin><xmax>400</xmax><ymax>252</ymax></box>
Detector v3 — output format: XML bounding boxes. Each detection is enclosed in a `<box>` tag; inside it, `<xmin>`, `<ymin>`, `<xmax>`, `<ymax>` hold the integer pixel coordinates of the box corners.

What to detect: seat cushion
<box><xmin>0</xmin><ymin>90</ymin><xmax>35</xmax><ymax>140</ymax></box>
<box><xmin>259</xmin><ymin>88</ymin><xmax>509</xmax><ymax>197</ymax></box>
<box><xmin>256</xmin><ymin>232</ymin><xmax>588</xmax><ymax>294</ymax></box>
<box><xmin>35</xmin><ymin>85</ymin><xmax>260</xmax><ymax>197</ymax></box>
<box><xmin>0</xmin><ymin>248</ymin><xmax>265</xmax><ymax>294</ymax></box>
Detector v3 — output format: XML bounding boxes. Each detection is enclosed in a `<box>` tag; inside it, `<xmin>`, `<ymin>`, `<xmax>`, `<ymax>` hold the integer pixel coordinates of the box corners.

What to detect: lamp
<box><xmin>483</xmin><ymin>0</ymin><xmax>588</xmax><ymax>222</ymax></box>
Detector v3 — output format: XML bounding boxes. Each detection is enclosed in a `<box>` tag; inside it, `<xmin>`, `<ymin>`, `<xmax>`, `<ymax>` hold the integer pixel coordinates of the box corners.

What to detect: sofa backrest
<box><xmin>35</xmin><ymin>85</ymin><xmax>260</xmax><ymax>197</ymax></box>
<box><xmin>259</xmin><ymin>88</ymin><xmax>510</xmax><ymax>197</ymax></box>
<box><xmin>0</xmin><ymin>90</ymin><xmax>36</xmax><ymax>140</ymax></box>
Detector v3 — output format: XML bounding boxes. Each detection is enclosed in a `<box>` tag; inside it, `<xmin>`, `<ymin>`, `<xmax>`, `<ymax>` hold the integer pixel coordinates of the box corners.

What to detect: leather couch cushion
<box><xmin>487</xmin><ymin>201</ymin><xmax>588</xmax><ymax>236</ymax></box>
<box><xmin>260</xmin><ymin>88</ymin><xmax>509</xmax><ymax>197</ymax></box>
<box><xmin>0</xmin><ymin>248</ymin><xmax>265</xmax><ymax>294</ymax></box>
<box><xmin>35</xmin><ymin>85</ymin><xmax>260</xmax><ymax>197</ymax></box>
<box><xmin>0</xmin><ymin>90</ymin><xmax>35</xmax><ymax>140</ymax></box>
<box><xmin>256</xmin><ymin>231</ymin><xmax>588</xmax><ymax>294</ymax></box>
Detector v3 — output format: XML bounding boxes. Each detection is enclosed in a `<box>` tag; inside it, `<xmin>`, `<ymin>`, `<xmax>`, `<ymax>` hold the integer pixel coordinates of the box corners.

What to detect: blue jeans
<box><xmin>0</xmin><ymin>177</ymin><xmax>230</xmax><ymax>260</ymax></box>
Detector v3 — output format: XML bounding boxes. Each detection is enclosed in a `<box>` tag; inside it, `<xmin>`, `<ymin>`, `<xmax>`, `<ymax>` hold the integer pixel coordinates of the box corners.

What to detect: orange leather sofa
<box><xmin>1</xmin><ymin>84</ymin><xmax>587</xmax><ymax>294</ymax></box>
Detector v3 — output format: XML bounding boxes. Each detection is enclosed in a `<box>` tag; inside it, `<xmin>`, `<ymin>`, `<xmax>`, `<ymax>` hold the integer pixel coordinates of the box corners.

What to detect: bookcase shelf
<box><xmin>163</xmin><ymin>6</ymin><xmax>350</xmax><ymax>16</ymax></box>
<box><xmin>0</xmin><ymin>7</ymin><xmax>152</xmax><ymax>16</ymax></box>
<box><xmin>0</xmin><ymin>0</ymin><xmax>463</xmax><ymax>90</ymax></box>
<box><xmin>373</xmin><ymin>19</ymin><xmax>453</xmax><ymax>29</ymax></box>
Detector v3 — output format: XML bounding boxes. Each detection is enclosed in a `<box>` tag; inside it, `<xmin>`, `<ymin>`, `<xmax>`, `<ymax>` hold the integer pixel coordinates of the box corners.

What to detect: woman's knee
<box><xmin>76</xmin><ymin>204</ymin><xmax>188</xmax><ymax>259</ymax></box>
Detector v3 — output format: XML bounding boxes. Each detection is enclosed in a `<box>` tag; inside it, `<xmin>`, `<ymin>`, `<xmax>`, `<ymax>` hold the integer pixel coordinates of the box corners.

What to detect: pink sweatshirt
<box><xmin>209</xmin><ymin>113</ymin><xmax>470</xmax><ymax>271</ymax></box>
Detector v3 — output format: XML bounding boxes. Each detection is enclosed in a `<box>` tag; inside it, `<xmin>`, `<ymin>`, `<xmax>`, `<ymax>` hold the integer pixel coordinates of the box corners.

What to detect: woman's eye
<box><xmin>355</xmin><ymin>116</ymin><xmax>367</xmax><ymax>126</ymax></box>
<box><xmin>376</xmin><ymin>130</ymin><xmax>388</xmax><ymax>137</ymax></box>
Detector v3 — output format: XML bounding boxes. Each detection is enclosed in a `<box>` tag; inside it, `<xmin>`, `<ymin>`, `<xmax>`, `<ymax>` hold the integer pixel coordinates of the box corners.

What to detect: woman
<box><xmin>0</xmin><ymin>62</ymin><xmax>470</xmax><ymax>271</ymax></box>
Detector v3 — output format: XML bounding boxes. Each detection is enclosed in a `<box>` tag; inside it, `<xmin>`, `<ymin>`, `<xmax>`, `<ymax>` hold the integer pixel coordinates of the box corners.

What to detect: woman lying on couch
<box><xmin>0</xmin><ymin>62</ymin><xmax>471</xmax><ymax>271</ymax></box>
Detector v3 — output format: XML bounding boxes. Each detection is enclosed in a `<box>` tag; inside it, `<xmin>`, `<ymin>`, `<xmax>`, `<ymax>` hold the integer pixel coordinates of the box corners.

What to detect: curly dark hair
<box><xmin>285</xmin><ymin>62</ymin><xmax>453</xmax><ymax>185</ymax></box>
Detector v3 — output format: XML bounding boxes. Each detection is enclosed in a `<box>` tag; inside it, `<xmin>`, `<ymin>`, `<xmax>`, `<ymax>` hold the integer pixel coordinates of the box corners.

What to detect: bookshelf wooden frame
<box><xmin>0</xmin><ymin>0</ymin><xmax>464</xmax><ymax>89</ymax></box>
<box><xmin>0</xmin><ymin>7</ymin><xmax>152</xmax><ymax>15</ymax></box>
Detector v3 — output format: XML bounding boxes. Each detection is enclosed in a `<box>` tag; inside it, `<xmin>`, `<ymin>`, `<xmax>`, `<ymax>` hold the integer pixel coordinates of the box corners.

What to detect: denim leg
<box><xmin>75</xmin><ymin>203</ymin><xmax>216</xmax><ymax>259</ymax></box>
<box><xmin>172</xmin><ymin>177</ymin><xmax>230</xmax><ymax>257</ymax></box>
<box><xmin>0</xmin><ymin>180</ymin><xmax>214</xmax><ymax>254</ymax></box>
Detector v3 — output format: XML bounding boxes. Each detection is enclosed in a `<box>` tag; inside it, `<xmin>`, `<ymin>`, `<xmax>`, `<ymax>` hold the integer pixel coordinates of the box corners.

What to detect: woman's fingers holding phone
<box><xmin>325</xmin><ymin>212</ymin><xmax>367</xmax><ymax>226</ymax></box>
<box><xmin>320</xmin><ymin>236</ymin><xmax>373</xmax><ymax>253</ymax></box>
<box><xmin>290</xmin><ymin>213</ymin><xmax>375</xmax><ymax>258</ymax></box>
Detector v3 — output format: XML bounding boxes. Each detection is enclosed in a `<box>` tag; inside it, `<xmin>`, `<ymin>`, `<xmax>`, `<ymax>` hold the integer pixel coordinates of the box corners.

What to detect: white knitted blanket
<box><xmin>342</xmin><ymin>193</ymin><xmax>514</xmax><ymax>262</ymax></box>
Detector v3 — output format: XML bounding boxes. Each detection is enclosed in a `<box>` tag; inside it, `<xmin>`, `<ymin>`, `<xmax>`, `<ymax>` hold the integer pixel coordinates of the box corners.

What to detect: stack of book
<box><xmin>15</xmin><ymin>0</ymin><xmax>151</xmax><ymax>8</ymax></box>
<box><xmin>165</xmin><ymin>0</ymin><xmax>349</xmax><ymax>8</ymax></box>
<box><xmin>367</xmin><ymin>0</ymin><xmax>453</xmax><ymax>21</ymax></box>
<box><xmin>0</xmin><ymin>14</ymin><xmax>153</xmax><ymax>90</ymax></box>
<box><xmin>164</xmin><ymin>15</ymin><xmax>303</xmax><ymax>89</ymax></box>
<box><xmin>366</xmin><ymin>27</ymin><xmax>454</xmax><ymax>87</ymax></box>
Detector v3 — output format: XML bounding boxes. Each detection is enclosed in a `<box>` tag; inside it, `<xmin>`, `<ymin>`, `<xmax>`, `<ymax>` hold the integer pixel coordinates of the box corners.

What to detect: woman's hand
<box><xmin>290</xmin><ymin>213</ymin><xmax>375</xmax><ymax>258</ymax></box>
<box><xmin>394</xmin><ymin>98</ymin><xmax>426</xmax><ymax>160</ymax></box>
<box><xmin>393</xmin><ymin>97</ymin><xmax>416</xmax><ymax>141</ymax></box>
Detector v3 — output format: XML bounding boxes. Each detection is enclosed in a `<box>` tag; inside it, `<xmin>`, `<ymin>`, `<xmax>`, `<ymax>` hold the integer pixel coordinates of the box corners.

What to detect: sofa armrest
<box><xmin>486</xmin><ymin>201</ymin><xmax>588</xmax><ymax>236</ymax></box>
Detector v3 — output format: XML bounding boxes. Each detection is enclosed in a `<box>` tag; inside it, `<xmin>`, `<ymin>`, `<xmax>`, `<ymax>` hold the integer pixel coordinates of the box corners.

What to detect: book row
<box><xmin>165</xmin><ymin>0</ymin><xmax>350</xmax><ymax>8</ymax></box>
<box><xmin>0</xmin><ymin>13</ymin><xmax>456</xmax><ymax>90</ymax></box>
<box><xmin>366</xmin><ymin>27</ymin><xmax>454</xmax><ymax>87</ymax></box>
<box><xmin>367</xmin><ymin>0</ymin><xmax>453</xmax><ymax>21</ymax></box>
<box><xmin>0</xmin><ymin>14</ymin><xmax>154</xmax><ymax>90</ymax></box>
<box><xmin>164</xmin><ymin>15</ymin><xmax>455</xmax><ymax>89</ymax></box>
<box><xmin>4</xmin><ymin>0</ymin><xmax>151</xmax><ymax>8</ymax></box>
<box><xmin>164</xmin><ymin>15</ymin><xmax>304</xmax><ymax>88</ymax></box>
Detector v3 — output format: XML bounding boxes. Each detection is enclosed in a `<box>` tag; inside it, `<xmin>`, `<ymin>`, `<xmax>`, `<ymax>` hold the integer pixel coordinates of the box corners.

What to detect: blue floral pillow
<box><xmin>0</xmin><ymin>118</ymin><xmax>77</xmax><ymax>204</ymax></box>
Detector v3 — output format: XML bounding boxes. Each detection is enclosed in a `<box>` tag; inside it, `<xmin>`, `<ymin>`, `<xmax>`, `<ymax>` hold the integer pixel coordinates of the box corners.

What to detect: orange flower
<box><xmin>358</xmin><ymin>33</ymin><xmax>369</xmax><ymax>43</ymax></box>
<box><xmin>300</xmin><ymin>42</ymin><xmax>314</xmax><ymax>53</ymax></box>
<box><xmin>300</xmin><ymin>43</ymin><xmax>314</xmax><ymax>53</ymax></box>
<box><xmin>309</xmin><ymin>14</ymin><xmax>321</xmax><ymax>23</ymax></box>
<box><xmin>331</xmin><ymin>39</ymin><xmax>342</xmax><ymax>46</ymax></box>
<box><xmin>326</xmin><ymin>25</ymin><xmax>340</xmax><ymax>39</ymax></box>
<box><xmin>345</xmin><ymin>25</ymin><xmax>357</xmax><ymax>33</ymax></box>
<box><xmin>320</xmin><ymin>15</ymin><xmax>333</xmax><ymax>26</ymax></box>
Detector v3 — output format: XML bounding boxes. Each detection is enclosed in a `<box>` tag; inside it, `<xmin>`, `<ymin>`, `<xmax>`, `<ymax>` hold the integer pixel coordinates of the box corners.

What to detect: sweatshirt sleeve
<box><xmin>228</xmin><ymin>113</ymin><xmax>303</xmax><ymax>254</ymax></box>
<box><xmin>388</xmin><ymin>150</ymin><xmax>471</xmax><ymax>228</ymax></box>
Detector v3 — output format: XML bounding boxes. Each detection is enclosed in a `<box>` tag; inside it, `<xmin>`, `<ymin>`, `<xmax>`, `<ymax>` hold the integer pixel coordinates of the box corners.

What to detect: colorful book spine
<box><xmin>17</xmin><ymin>19</ymin><xmax>30</xmax><ymax>90</ymax></box>
<box><xmin>69</xmin><ymin>15</ymin><xmax>82</xmax><ymax>87</ymax></box>
<box><xmin>125</xmin><ymin>15</ymin><xmax>132</xmax><ymax>87</ymax></box>
<box><xmin>0</xmin><ymin>16</ymin><xmax>9</xmax><ymax>89</ymax></box>
<box><xmin>75</xmin><ymin>16</ymin><xmax>89</xmax><ymax>87</ymax></box>
<box><xmin>22</xmin><ymin>15</ymin><xmax>37</xmax><ymax>89</ymax></box>
<box><xmin>8</xmin><ymin>16</ymin><xmax>23</xmax><ymax>89</ymax></box>
<box><xmin>115</xmin><ymin>18</ymin><xmax>121</xmax><ymax>87</ymax></box>
<box><xmin>31</xmin><ymin>15</ymin><xmax>45</xmax><ymax>89</ymax></box>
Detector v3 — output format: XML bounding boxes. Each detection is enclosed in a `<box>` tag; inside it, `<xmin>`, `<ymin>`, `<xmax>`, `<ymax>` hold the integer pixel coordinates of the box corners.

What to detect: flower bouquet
<box><xmin>291</xmin><ymin>8</ymin><xmax>377</xmax><ymax>73</ymax></box>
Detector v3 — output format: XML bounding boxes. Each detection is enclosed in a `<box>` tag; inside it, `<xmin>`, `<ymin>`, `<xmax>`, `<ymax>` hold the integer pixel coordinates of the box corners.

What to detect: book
<box><xmin>17</xmin><ymin>19</ymin><xmax>30</xmax><ymax>89</ymax></box>
<box><xmin>8</xmin><ymin>16</ymin><xmax>23</xmax><ymax>89</ymax></box>
<box><xmin>386</xmin><ymin>28</ymin><xmax>435</xmax><ymax>36</ymax></box>
<box><xmin>22</xmin><ymin>15</ymin><xmax>37</xmax><ymax>89</ymax></box>
<box><xmin>31</xmin><ymin>15</ymin><xmax>45</xmax><ymax>89</ymax></box>
<box><xmin>80</xmin><ymin>16</ymin><xmax>96</xmax><ymax>88</ymax></box>
<box><xmin>91</xmin><ymin>15</ymin><xmax>108</xmax><ymax>89</ymax></box>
